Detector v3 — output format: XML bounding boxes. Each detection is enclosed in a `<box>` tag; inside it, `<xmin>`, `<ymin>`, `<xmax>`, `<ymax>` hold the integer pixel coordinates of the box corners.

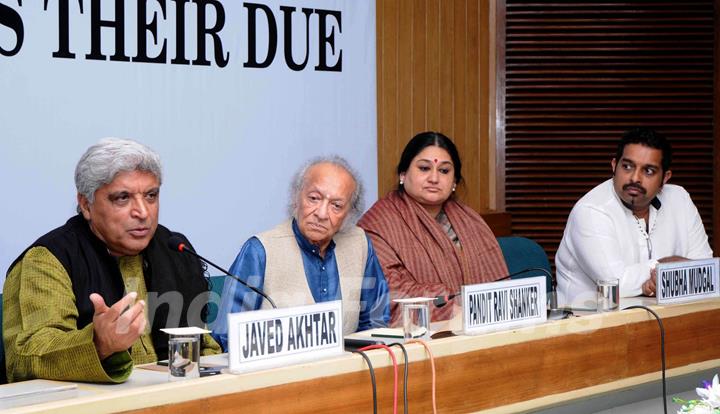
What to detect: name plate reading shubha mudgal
<box><xmin>462</xmin><ymin>276</ymin><xmax>547</xmax><ymax>336</ymax></box>
<box><xmin>656</xmin><ymin>258</ymin><xmax>720</xmax><ymax>305</ymax></box>
<box><xmin>227</xmin><ymin>301</ymin><xmax>343</xmax><ymax>373</ymax></box>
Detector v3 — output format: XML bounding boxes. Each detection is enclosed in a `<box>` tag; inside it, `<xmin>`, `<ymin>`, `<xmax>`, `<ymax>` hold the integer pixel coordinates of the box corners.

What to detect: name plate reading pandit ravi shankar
<box><xmin>656</xmin><ymin>258</ymin><xmax>720</xmax><ymax>305</ymax></box>
<box><xmin>227</xmin><ymin>301</ymin><xmax>344</xmax><ymax>373</ymax></box>
<box><xmin>461</xmin><ymin>276</ymin><xmax>547</xmax><ymax>336</ymax></box>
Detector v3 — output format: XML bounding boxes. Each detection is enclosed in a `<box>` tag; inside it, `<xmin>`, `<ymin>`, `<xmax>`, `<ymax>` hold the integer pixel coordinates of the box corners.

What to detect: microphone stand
<box><xmin>176</xmin><ymin>243</ymin><xmax>277</xmax><ymax>309</ymax></box>
<box><xmin>504</xmin><ymin>267</ymin><xmax>569</xmax><ymax>320</ymax></box>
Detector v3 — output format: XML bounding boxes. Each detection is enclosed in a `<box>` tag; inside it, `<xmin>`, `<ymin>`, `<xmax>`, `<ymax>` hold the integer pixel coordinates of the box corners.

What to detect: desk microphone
<box><xmin>167</xmin><ymin>234</ymin><xmax>277</xmax><ymax>309</ymax></box>
<box><xmin>433</xmin><ymin>267</ymin><xmax>557</xmax><ymax>310</ymax></box>
<box><xmin>433</xmin><ymin>293</ymin><xmax>460</xmax><ymax>308</ymax></box>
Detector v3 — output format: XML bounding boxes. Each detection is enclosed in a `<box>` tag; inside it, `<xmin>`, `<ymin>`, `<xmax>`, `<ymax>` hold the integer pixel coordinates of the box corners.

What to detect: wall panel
<box><xmin>376</xmin><ymin>0</ymin><xmax>495</xmax><ymax>212</ymax></box>
<box><xmin>498</xmin><ymin>0</ymin><xmax>716</xmax><ymax>264</ymax></box>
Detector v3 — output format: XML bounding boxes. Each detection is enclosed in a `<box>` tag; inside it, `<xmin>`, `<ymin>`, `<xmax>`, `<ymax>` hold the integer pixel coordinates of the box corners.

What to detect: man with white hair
<box><xmin>3</xmin><ymin>138</ymin><xmax>220</xmax><ymax>383</ymax></box>
<box><xmin>213</xmin><ymin>156</ymin><xmax>390</xmax><ymax>350</ymax></box>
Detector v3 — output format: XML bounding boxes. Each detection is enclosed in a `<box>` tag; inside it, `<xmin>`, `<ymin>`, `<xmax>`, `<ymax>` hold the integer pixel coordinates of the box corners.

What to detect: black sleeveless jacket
<box><xmin>8</xmin><ymin>215</ymin><xmax>209</xmax><ymax>360</ymax></box>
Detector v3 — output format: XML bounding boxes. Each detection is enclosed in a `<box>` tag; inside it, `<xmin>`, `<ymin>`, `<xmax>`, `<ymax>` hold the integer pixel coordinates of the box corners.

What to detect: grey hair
<box><xmin>75</xmin><ymin>138</ymin><xmax>162</xmax><ymax>207</ymax></box>
<box><xmin>287</xmin><ymin>155</ymin><xmax>365</xmax><ymax>230</ymax></box>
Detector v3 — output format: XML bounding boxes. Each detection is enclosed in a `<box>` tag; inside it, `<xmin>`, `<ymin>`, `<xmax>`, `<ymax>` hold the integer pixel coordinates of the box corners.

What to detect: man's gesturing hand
<box><xmin>90</xmin><ymin>292</ymin><xmax>147</xmax><ymax>361</ymax></box>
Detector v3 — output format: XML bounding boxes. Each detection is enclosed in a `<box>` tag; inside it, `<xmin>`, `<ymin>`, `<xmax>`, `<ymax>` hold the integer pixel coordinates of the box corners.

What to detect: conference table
<box><xmin>3</xmin><ymin>297</ymin><xmax>719</xmax><ymax>413</ymax></box>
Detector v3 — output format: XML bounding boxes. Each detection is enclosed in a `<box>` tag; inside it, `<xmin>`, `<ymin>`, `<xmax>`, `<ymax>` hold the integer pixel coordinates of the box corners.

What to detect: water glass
<box><xmin>597</xmin><ymin>278</ymin><xmax>620</xmax><ymax>312</ymax></box>
<box><xmin>402</xmin><ymin>303</ymin><xmax>430</xmax><ymax>341</ymax></box>
<box><xmin>168</xmin><ymin>335</ymin><xmax>200</xmax><ymax>381</ymax></box>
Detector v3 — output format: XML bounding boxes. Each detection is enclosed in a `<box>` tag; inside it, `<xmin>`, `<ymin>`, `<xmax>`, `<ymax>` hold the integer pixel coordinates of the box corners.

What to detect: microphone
<box><xmin>433</xmin><ymin>293</ymin><xmax>460</xmax><ymax>308</ymax></box>
<box><xmin>167</xmin><ymin>234</ymin><xmax>277</xmax><ymax>309</ymax></box>
<box><xmin>508</xmin><ymin>268</ymin><xmax>568</xmax><ymax>319</ymax></box>
<box><xmin>433</xmin><ymin>267</ymin><xmax>555</xmax><ymax>308</ymax></box>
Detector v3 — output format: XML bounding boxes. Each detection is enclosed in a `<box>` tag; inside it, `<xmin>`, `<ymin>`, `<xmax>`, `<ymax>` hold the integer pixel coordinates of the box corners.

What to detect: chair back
<box><xmin>496</xmin><ymin>236</ymin><xmax>553</xmax><ymax>293</ymax></box>
<box><xmin>206</xmin><ymin>276</ymin><xmax>226</xmax><ymax>328</ymax></box>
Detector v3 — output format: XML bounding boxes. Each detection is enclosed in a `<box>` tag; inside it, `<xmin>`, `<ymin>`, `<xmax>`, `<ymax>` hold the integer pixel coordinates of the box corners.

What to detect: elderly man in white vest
<box><xmin>212</xmin><ymin>156</ymin><xmax>391</xmax><ymax>350</ymax></box>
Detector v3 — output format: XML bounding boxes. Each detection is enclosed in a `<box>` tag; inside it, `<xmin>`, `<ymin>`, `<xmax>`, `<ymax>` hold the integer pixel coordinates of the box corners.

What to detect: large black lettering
<box><xmin>243</xmin><ymin>2</ymin><xmax>276</xmax><ymax>68</ymax></box>
<box><xmin>314</xmin><ymin>8</ymin><xmax>341</xmax><ymax>72</ymax></box>
<box><xmin>169</xmin><ymin>0</ymin><xmax>189</xmax><ymax>64</ymax></box>
<box><xmin>44</xmin><ymin>0</ymin><xmax>84</xmax><ymax>58</ymax></box>
<box><xmin>0</xmin><ymin>1</ymin><xmax>23</xmax><ymax>56</ymax></box>
<box><xmin>280</xmin><ymin>6</ymin><xmax>312</xmax><ymax>71</ymax></box>
<box><xmin>192</xmin><ymin>0</ymin><xmax>228</xmax><ymax>67</ymax></box>
<box><xmin>133</xmin><ymin>0</ymin><xmax>166</xmax><ymax>63</ymax></box>
<box><xmin>86</xmin><ymin>0</ymin><xmax>130</xmax><ymax>61</ymax></box>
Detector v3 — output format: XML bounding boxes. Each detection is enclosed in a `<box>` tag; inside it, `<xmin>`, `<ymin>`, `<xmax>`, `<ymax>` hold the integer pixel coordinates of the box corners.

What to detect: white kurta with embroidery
<box><xmin>556</xmin><ymin>179</ymin><xmax>712</xmax><ymax>307</ymax></box>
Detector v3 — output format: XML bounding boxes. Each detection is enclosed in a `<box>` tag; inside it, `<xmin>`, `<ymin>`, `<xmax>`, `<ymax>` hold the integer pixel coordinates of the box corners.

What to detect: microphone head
<box><xmin>433</xmin><ymin>292</ymin><xmax>460</xmax><ymax>308</ymax></box>
<box><xmin>167</xmin><ymin>234</ymin><xmax>186</xmax><ymax>252</ymax></box>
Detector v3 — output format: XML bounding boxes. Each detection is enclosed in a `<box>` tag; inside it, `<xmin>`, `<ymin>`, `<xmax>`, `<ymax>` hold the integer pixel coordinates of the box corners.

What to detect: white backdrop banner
<box><xmin>0</xmin><ymin>0</ymin><xmax>377</xmax><ymax>284</ymax></box>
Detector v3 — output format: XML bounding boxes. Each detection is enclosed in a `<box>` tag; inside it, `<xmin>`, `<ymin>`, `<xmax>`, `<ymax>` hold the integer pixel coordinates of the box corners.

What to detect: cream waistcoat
<box><xmin>256</xmin><ymin>220</ymin><xmax>368</xmax><ymax>335</ymax></box>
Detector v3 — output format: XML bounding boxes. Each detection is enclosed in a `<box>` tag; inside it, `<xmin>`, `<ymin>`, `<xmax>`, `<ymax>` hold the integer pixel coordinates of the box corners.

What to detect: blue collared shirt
<box><xmin>212</xmin><ymin>220</ymin><xmax>390</xmax><ymax>350</ymax></box>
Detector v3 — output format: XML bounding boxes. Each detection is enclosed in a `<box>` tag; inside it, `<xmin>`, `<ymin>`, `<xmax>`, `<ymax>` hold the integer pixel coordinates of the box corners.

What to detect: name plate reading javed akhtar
<box><xmin>462</xmin><ymin>276</ymin><xmax>547</xmax><ymax>335</ymax></box>
<box><xmin>656</xmin><ymin>258</ymin><xmax>720</xmax><ymax>305</ymax></box>
<box><xmin>227</xmin><ymin>300</ymin><xmax>343</xmax><ymax>373</ymax></box>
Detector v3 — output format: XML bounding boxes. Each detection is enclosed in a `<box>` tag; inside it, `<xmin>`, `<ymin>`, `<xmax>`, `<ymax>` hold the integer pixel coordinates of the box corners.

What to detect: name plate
<box><xmin>656</xmin><ymin>258</ymin><xmax>720</xmax><ymax>305</ymax></box>
<box><xmin>462</xmin><ymin>276</ymin><xmax>547</xmax><ymax>335</ymax></box>
<box><xmin>227</xmin><ymin>300</ymin><xmax>343</xmax><ymax>373</ymax></box>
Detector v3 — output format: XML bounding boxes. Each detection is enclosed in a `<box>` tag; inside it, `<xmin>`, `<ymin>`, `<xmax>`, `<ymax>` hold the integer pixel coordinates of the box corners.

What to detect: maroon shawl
<box><xmin>358</xmin><ymin>191</ymin><xmax>508</xmax><ymax>324</ymax></box>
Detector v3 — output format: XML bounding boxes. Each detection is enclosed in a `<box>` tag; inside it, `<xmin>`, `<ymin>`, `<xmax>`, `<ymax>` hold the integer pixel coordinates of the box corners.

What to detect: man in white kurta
<box><xmin>556</xmin><ymin>128</ymin><xmax>712</xmax><ymax>308</ymax></box>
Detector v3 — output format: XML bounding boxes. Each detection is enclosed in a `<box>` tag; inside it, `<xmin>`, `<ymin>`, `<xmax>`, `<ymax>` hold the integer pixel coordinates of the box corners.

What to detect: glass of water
<box><xmin>168</xmin><ymin>335</ymin><xmax>200</xmax><ymax>381</ymax></box>
<box><xmin>596</xmin><ymin>278</ymin><xmax>620</xmax><ymax>312</ymax></box>
<box><xmin>402</xmin><ymin>302</ymin><xmax>430</xmax><ymax>341</ymax></box>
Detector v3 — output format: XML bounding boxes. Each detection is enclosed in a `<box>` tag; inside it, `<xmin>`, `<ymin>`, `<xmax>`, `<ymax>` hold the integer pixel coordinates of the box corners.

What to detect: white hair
<box><xmin>75</xmin><ymin>137</ymin><xmax>162</xmax><ymax>206</ymax></box>
<box><xmin>287</xmin><ymin>156</ymin><xmax>365</xmax><ymax>230</ymax></box>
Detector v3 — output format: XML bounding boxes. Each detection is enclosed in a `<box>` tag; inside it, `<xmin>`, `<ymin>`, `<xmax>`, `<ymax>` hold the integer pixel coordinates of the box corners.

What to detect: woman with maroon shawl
<box><xmin>358</xmin><ymin>132</ymin><xmax>508</xmax><ymax>324</ymax></box>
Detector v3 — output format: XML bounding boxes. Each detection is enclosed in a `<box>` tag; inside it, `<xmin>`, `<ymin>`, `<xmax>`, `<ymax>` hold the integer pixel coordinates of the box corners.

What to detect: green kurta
<box><xmin>3</xmin><ymin>246</ymin><xmax>221</xmax><ymax>383</ymax></box>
